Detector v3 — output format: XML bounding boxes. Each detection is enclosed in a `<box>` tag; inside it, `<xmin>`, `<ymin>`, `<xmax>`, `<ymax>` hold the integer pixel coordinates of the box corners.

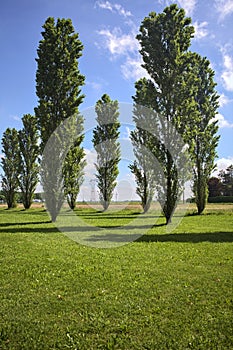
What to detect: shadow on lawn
<box><xmin>81</xmin><ymin>231</ymin><xmax>233</xmax><ymax>243</ymax></box>
<box><xmin>0</xmin><ymin>221</ymin><xmax>51</xmax><ymax>228</ymax></box>
<box><xmin>0</xmin><ymin>220</ymin><xmax>233</xmax><ymax>244</ymax></box>
<box><xmin>136</xmin><ymin>232</ymin><xmax>233</xmax><ymax>243</ymax></box>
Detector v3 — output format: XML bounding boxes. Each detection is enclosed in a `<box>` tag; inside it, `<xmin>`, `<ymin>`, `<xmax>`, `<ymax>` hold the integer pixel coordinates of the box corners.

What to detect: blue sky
<box><xmin>0</xmin><ymin>0</ymin><xmax>233</xmax><ymax>199</ymax></box>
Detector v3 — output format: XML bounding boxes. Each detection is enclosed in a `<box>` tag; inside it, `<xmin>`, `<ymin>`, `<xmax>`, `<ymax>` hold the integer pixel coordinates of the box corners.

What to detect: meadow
<box><xmin>0</xmin><ymin>203</ymin><xmax>232</xmax><ymax>349</ymax></box>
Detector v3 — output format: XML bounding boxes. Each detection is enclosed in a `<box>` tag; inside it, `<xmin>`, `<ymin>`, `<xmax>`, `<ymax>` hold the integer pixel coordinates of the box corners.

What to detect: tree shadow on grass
<box><xmin>0</xmin><ymin>221</ymin><xmax>51</xmax><ymax>228</ymax></box>
<box><xmin>137</xmin><ymin>232</ymin><xmax>233</xmax><ymax>243</ymax></box>
<box><xmin>0</xmin><ymin>217</ymin><xmax>232</xmax><ymax>244</ymax></box>
<box><xmin>83</xmin><ymin>231</ymin><xmax>233</xmax><ymax>244</ymax></box>
<box><xmin>0</xmin><ymin>226</ymin><xmax>59</xmax><ymax>234</ymax></box>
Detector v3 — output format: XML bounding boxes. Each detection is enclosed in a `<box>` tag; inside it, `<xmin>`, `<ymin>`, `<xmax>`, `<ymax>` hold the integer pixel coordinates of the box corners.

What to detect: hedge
<box><xmin>208</xmin><ymin>196</ymin><xmax>233</xmax><ymax>203</ymax></box>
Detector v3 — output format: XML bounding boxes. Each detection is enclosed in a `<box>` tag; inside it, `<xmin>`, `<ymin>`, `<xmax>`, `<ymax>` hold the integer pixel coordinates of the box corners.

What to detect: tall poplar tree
<box><xmin>180</xmin><ymin>53</ymin><xmax>219</xmax><ymax>214</ymax></box>
<box><xmin>35</xmin><ymin>17</ymin><xmax>85</xmax><ymax>221</ymax></box>
<box><xmin>1</xmin><ymin>128</ymin><xmax>19</xmax><ymax>208</ymax></box>
<box><xmin>92</xmin><ymin>94</ymin><xmax>120</xmax><ymax>211</ymax></box>
<box><xmin>129</xmin><ymin>81</ymin><xmax>158</xmax><ymax>213</ymax></box>
<box><xmin>135</xmin><ymin>5</ymin><xmax>194</xmax><ymax>224</ymax></box>
<box><xmin>18</xmin><ymin>114</ymin><xmax>40</xmax><ymax>209</ymax></box>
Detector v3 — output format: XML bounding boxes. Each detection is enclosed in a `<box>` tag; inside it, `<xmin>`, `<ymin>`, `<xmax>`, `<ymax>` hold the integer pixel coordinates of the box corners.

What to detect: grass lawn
<box><xmin>0</xmin><ymin>203</ymin><xmax>232</xmax><ymax>349</ymax></box>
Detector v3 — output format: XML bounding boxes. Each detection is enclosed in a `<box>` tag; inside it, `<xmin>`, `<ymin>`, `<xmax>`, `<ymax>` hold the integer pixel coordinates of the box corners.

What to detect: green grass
<box><xmin>0</xmin><ymin>204</ymin><xmax>232</xmax><ymax>349</ymax></box>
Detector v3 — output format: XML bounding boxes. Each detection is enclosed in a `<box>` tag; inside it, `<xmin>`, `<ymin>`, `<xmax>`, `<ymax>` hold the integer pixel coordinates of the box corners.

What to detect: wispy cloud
<box><xmin>212</xmin><ymin>157</ymin><xmax>233</xmax><ymax>176</ymax></box>
<box><xmin>193</xmin><ymin>21</ymin><xmax>209</xmax><ymax>40</ymax></box>
<box><xmin>10</xmin><ymin>115</ymin><xmax>21</xmax><ymax>122</ymax></box>
<box><xmin>215</xmin><ymin>0</ymin><xmax>233</xmax><ymax>20</ymax></box>
<box><xmin>158</xmin><ymin>0</ymin><xmax>197</xmax><ymax>16</ymax></box>
<box><xmin>215</xmin><ymin>113</ymin><xmax>233</xmax><ymax>128</ymax></box>
<box><xmin>121</xmin><ymin>126</ymin><xmax>132</xmax><ymax>141</ymax></box>
<box><xmin>95</xmin><ymin>1</ymin><xmax>132</xmax><ymax>18</ymax></box>
<box><xmin>221</xmin><ymin>53</ymin><xmax>233</xmax><ymax>91</ymax></box>
<box><xmin>96</xmin><ymin>26</ymin><xmax>148</xmax><ymax>81</ymax></box>
<box><xmin>177</xmin><ymin>0</ymin><xmax>197</xmax><ymax>16</ymax></box>
<box><xmin>86</xmin><ymin>81</ymin><xmax>103</xmax><ymax>93</ymax></box>
<box><xmin>219</xmin><ymin>93</ymin><xmax>232</xmax><ymax>107</ymax></box>
<box><xmin>121</xmin><ymin>56</ymin><xmax>149</xmax><ymax>81</ymax></box>
<box><xmin>96</xmin><ymin>28</ymin><xmax>138</xmax><ymax>57</ymax></box>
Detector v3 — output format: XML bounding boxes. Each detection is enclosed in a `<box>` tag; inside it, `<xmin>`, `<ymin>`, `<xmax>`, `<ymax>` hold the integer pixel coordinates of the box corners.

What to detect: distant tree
<box><xmin>208</xmin><ymin>177</ymin><xmax>222</xmax><ymax>198</ymax></box>
<box><xmin>135</xmin><ymin>5</ymin><xmax>194</xmax><ymax>223</ymax></box>
<box><xmin>219</xmin><ymin>165</ymin><xmax>233</xmax><ymax>196</ymax></box>
<box><xmin>92</xmin><ymin>94</ymin><xmax>120</xmax><ymax>211</ymax></box>
<box><xmin>35</xmin><ymin>17</ymin><xmax>85</xmax><ymax>221</ymax></box>
<box><xmin>181</xmin><ymin>53</ymin><xmax>219</xmax><ymax>214</ymax></box>
<box><xmin>1</xmin><ymin>128</ymin><xmax>19</xmax><ymax>208</ymax></box>
<box><xmin>18</xmin><ymin>114</ymin><xmax>40</xmax><ymax>209</ymax></box>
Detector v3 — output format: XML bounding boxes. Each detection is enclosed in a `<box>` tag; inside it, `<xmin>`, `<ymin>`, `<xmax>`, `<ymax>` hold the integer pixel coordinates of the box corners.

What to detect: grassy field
<box><xmin>0</xmin><ymin>203</ymin><xmax>232</xmax><ymax>349</ymax></box>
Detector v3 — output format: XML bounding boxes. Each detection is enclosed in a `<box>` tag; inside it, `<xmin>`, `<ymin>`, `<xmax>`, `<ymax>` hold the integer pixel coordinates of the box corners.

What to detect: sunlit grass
<box><xmin>0</xmin><ymin>204</ymin><xmax>232</xmax><ymax>349</ymax></box>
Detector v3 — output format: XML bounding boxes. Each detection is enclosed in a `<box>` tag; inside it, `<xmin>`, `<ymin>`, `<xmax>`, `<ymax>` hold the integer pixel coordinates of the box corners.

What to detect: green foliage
<box><xmin>1</xmin><ymin>128</ymin><xmax>19</xmax><ymax>208</ymax></box>
<box><xmin>208</xmin><ymin>177</ymin><xmax>222</xmax><ymax>197</ymax></box>
<box><xmin>180</xmin><ymin>53</ymin><xmax>219</xmax><ymax>214</ymax></box>
<box><xmin>63</xmin><ymin>119</ymin><xmax>86</xmax><ymax>209</ymax></box>
<box><xmin>129</xmin><ymin>84</ymin><xmax>159</xmax><ymax>213</ymax></box>
<box><xmin>129</xmin><ymin>160</ymin><xmax>155</xmax><ymax>213</ymax></box>
<box><xmin>133</xmin><ymin>5</ymin><xmax>194</xmax><ymax>223</ymax></box>
<box><xmin>35</xmin><ymin>17</ymin><xmax>85</xmax><ymax>150</ymax></box>
<box><xmin>92</xmin><ymin>94</ymin><xmax>120</xmax><ymax>210</ymax></box>
<box><xmin>18</xmin><ymin>114</ymin><xmax>40</xmax><ymax>209</ymax></box>
<box><xmin>35</xmin><ymin>17</ymin><xmax>85</xmax><ymax>221</ymax></box>
<box><xmin>208</xmin><ymin>196</ymin><xmax>233</xmax><ymax>203</ymax></box>
<box><xmin>219</xmin><ymin>165</ymin><xmax>233</xmax><ymax>196</ymax></box>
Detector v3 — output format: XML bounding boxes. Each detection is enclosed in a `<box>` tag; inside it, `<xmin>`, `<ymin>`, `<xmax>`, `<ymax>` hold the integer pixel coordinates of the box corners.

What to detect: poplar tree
<box><xmin>35</xmin><ymin>17</ymin><xmax>85</xmax><ymax>221</ymax></box>
<box><xmin>134</xmin><ymin>5</ymin><xmax>194</xmax><ymax>223</ymax></box>
<box><xmin>180</xmin><ymin>53</ymin><xmax>219</xmax><ymax>214</ymax></box>
<box><xmin>92</xmin><ymin>94</ymin><xmax>120</xmax><ymax>211</ymax></box>
<box><xmin>1</xmin><ymin>128</ymin><xmax>19</xmax><ymax>208</ymax></box>
<box><xmin>129</xmin><ymin>80</ymin><xmax>158</xmax><ymax>213</ymax></box>
<box><xmin>18</xmin><ymin>114</ymin><xmax>40</xmax><ymax>209</ymax></box>
<box><xmin>63</xmin><ymin>126</ymin><xmax>86</xmax><ymax>209</ymax></box>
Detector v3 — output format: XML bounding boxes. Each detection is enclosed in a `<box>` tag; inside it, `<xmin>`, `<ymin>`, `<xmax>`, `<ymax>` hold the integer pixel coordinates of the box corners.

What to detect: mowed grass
<box><xmin>0</xmin><ymin>203</ymin><xmax>232</xmax><ymax>349</ymax></box>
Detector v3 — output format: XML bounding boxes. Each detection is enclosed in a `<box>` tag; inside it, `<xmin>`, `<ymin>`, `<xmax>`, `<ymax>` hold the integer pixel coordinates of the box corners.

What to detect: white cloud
<box><xmin>158</xmin><ymin>0</ymin><xmax>197</xmax><ymax>16</ymax></box>
<box><xmin>221</xmin><ymin>54</ymin><xmax>233</xmax><ymax>91</ymax></box>
<box><xmin>219</xmin><ymin>93</ymin><xmax>232</xmax><ymax>107</ymax></box>
<box><xmin>95</xmin><ymin>1</ymin><xmax>132</xmax><ymax>18</ymax></box>
<box><xmin>215</xmin><ymin>113</ymin><xmax>233</xmax><ymax>128</ymax></box>
<box><xmin>10</xmin><ymin>115</ymin><xmax>21</xmax><ymax>122</ymax></box>
<box><xmin>193</xmin><ymin>21</ymin><xmax>209</xmax><ymax>40</ymax></box>
<box><xmin>97</xmin><ymin>27</ymin><xmax>148</xmax><ymax>81</ymax></box>
<box><xmin>121</xmin><ymin>126</ymin><xmax>132</xmax><ymax>141</ymax></box>
<box><xmin>121</xmin><ymin>57</ymin><xmax>149</xmax><ymax>81</ymax></box>
<box><xmin>78</xmin><ymin>149</ymin><xmax>97</xmax><ymax>201</ymax></box>
<box><xmin>83</xmin><ymin>149</ymin><xmax>97</xmax><ymax>180</ymax></box>
<box><xmin>212</xmin><ymin>157</ymin><xmax>233</xmax><ymax>176</ymax></box>
<box><xmin>177</xmin><ymin>0</ymin><xmax>197</xmax><ymax>16</ymax></box>
<box><xmin>215</xmin><ymin>0</ymin><xmax>233</xmax><ymax>20</ymax></box>
<box><xmin>86</xmin><ymin>81</ymin><xmax>103</xmax><ymax>92</ymax></box>
<box><xmin>97</xmin><ymin>28</ymin><xmax>138</xmax><ymax>57</ymax></box>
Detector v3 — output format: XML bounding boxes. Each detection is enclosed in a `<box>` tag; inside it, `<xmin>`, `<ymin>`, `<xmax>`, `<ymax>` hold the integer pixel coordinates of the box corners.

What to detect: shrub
<box><xmin>208</xmin><ymin>196</ymin><xmax>233</xmax><ymax>203</ymax></box>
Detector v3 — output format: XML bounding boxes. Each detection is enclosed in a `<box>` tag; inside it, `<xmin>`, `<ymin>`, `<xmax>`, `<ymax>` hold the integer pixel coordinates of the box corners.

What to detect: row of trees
<box><xmin>1</xmin><ymin>4</ymin><xmax>220</xmax><ymax>224</ymax></box>
<box><xmin>1</xmin><ymin>115</ymin><xmax>39</xmax><ymax>209</ymax></box>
